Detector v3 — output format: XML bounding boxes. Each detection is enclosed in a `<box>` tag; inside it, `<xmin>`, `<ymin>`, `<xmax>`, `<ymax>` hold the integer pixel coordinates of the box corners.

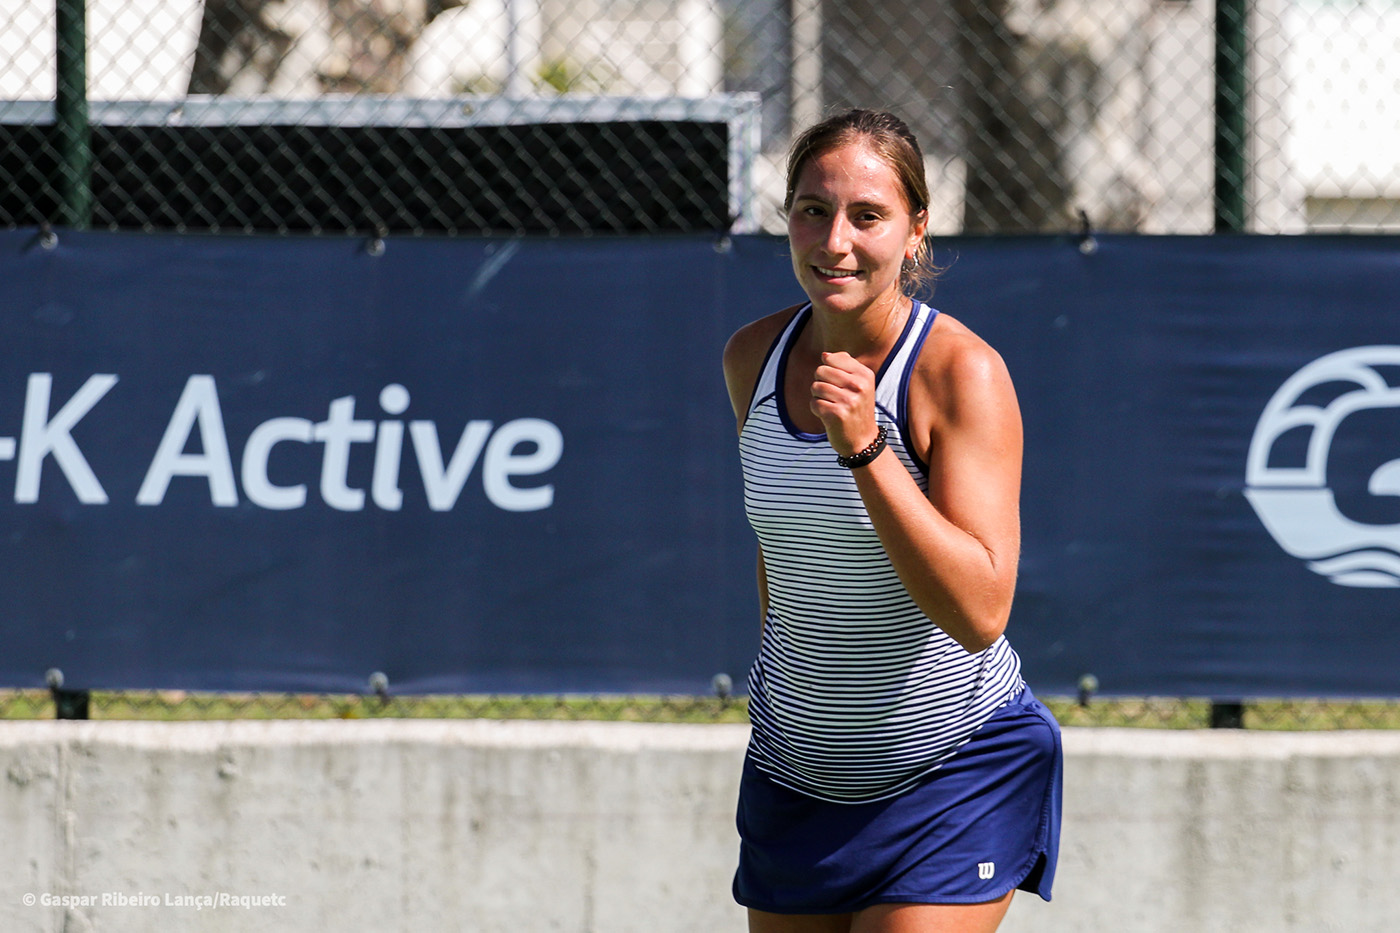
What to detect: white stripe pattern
<box><xmin>741</xmin><ymin>302</ymin><xmax>1023</xmax><ymax>803</ymax></box>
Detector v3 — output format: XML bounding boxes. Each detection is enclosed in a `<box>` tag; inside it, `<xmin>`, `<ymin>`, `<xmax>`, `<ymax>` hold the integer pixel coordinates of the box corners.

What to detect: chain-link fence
<box><xmin>3</xmin><ymin>0</ymin><xmax>1400</xmax><ymax>236</ymax></box>
<box><xmin>4</xmin><ymin>2</ymin><xmax>1400</xmax><ymax>727</ymax></box>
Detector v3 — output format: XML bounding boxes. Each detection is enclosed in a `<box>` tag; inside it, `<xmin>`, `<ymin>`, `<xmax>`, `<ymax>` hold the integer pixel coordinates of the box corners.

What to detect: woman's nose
<box><xmin>823</xmin><ymin>214</ymin><xmax>852</xmax><ymax>252</ymax></box>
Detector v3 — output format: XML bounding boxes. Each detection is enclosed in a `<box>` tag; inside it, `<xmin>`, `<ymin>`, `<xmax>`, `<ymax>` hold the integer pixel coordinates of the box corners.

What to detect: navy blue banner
<box><xmin>1</xmin><ymin>231</ymin><xmax>1398</xmax><ymax>696</ymax></box>
<box><xmin>0</xmin><ymin>231</ymin><xmax>798</xmax><ymax>694</ymax></box>
<box><xmin>938</xmin><ymin>235</ymin><xmax>1400</xmax><ymax>698</ymax></box>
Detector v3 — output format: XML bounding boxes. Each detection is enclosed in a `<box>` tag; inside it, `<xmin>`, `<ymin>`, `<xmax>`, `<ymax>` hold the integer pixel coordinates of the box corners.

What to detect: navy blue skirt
<box><xmin>733</xmin><ymin>686</ymin><xmax>1062</xmax><ymax>914</ymax></box>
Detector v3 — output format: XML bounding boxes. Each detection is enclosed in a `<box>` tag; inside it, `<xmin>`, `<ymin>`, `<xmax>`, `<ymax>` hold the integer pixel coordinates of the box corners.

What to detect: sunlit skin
<box><xmin>787</xmin><ymin>142</ymin><xmax>926</xmax><ymax>326</ymax></box>
<box><xmin>785</xmin><ymin>141</ymin><xmax>927</xmax><ymax>459</ymax></box>
<box><xmin>722</xmin><ymin>138</ymin><xmax>1026</xmax><ymax>932</ymax></box>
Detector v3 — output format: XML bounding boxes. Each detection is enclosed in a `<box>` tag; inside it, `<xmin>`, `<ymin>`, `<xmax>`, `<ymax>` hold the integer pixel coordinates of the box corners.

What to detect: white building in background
<box><xmin>401</xmin><ymin>0</ymin><xmax>543</xmax><ymax>97</ymax></box>
<box><xmin>1139</xmin><ymin>0</ymin><xmax>1400</xmax><ymax>233</ymax></box>
<box><xmin>0</xmin><ymin>0</ymin><xmax>723</xmax><ymax>102</ymax></box>
<box><xmin>1132</xmin><ymin>0</ymin><xmax>1305</xmax><ymax>233</ymax></box>
<box><xmin>401</xmin><ymin>0</ymin><xmax>722</xmax><ymax>98</ymax></box>
<box><xmin>0</xmin><ymin>0</ymin><xmax>204</xmax><ymax>100</ymax></box>
<box><xmin>1286</xmin><ymin>0</ymin><xmax>1400</xmax><ymax>230</ymax></box>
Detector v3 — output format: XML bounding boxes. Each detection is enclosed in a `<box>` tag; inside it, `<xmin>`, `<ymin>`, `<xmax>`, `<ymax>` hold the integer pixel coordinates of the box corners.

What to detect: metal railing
<box><xmin>4</xmin><ymin>685</ymin><xmax>1400</xmax><ymax>730</ymax></box>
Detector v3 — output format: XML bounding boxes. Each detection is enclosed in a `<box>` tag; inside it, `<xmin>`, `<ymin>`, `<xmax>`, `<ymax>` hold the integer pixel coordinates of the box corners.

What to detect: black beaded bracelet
<box><xmin>835</xmin><ymin>425</ymin><xmax>887</xmax><ymax>468</ymax></box>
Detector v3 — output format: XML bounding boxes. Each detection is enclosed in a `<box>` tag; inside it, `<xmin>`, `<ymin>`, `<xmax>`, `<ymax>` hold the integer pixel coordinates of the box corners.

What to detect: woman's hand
<box><xmin>810</xmin><ymin>351</ymin><xmax>880</xmax><ymax>457</ymax></box>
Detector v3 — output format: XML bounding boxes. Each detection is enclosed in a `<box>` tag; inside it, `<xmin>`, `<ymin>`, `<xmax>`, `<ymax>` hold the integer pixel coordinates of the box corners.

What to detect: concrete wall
<box><xmin>2</xmin><ymin>720</ymin><xmax>1399</xmax><ymax>932</ymax></box>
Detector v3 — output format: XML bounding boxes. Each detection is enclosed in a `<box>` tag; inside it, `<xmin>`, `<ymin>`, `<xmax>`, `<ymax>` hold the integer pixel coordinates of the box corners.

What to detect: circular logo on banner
<box><xmin>1245</xmin><ymin>346</ymin><xmax>1400</xmax><ymax>587</ymax></box>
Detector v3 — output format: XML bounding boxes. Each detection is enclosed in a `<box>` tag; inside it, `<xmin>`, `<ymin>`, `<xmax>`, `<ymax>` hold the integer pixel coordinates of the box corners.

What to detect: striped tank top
<box><xmin>740</xmin><ymin>301</ymin><xmax>1024</xmax><ymax>803</ymax></box>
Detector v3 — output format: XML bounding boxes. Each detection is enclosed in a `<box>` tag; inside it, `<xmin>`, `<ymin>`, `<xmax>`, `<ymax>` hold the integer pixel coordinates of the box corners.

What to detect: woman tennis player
<box><xmin>723</xmin><ymin>109</ymin><xmax>1062</xmax><ymax>932</ymax></box>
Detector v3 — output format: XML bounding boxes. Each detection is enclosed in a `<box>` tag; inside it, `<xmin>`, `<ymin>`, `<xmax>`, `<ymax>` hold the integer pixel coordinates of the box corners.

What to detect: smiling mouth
<box><xmin>815</xmin><ymin>266</ymin><xmax>859</xmax><ymax>278</ymax></box>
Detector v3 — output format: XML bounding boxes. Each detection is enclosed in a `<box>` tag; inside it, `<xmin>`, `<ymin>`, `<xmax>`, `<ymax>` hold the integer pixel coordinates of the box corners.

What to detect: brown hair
<box><xmin>784</xmin><ymin>109</ymin><xmax>940</xmax><ymax>297</ymax></box>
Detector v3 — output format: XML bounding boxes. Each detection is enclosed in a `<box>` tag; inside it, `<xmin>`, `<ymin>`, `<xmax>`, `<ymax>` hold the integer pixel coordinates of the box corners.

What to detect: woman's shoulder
<box><xmin>910</xmin><ymin>311</ymin><xmax>1019</xmax><ymax>427</ymax></box>
<box><xmin>723</xmin><ymin>304</ymin><xmax>804</xmax><ymax>388</ymax></box>
<box><xmin>724</xmin><ymin>304</ymin><xmax>803</xmax><ymax>366</ymax></box>
<box><xmin>722</xmin><ymin>303</ymin><xmax>805</xmax><ymax>425</ymax></box>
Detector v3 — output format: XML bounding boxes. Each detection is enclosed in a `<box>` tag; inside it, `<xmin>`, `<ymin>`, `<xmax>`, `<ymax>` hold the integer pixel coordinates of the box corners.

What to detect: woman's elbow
<box><xmin>954</xmin><ymin>615</ymin><xmax>1007</xmax><ymax>654</ymax></box>
<box><xmin>949</xmin><ymin>594</ymin><xmax>1013</xmax><ymax>654</ymax></box>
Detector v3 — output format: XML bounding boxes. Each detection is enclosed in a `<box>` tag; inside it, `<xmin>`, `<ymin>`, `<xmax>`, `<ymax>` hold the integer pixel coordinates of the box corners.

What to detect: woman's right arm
<box><xmin>723</xmin><ymin>308</ymin><xmax>798</xmax><ymax>633</ymax></box>
<box><xmin>722</xmin><ymin>310</ymin><xmax>793</xmax><ymax>431</ymax></box>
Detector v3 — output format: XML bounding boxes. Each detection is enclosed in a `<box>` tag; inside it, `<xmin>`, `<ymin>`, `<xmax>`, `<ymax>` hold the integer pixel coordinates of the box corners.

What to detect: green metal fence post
<box><xmin>1212</xmin><ymin>0</ymin><xmax>1249</xmax><ymax>726</ymax></box>
<box><xmin>1214</xmin><ymin>0</ymin><xmax>1248</xmax><ymax>233</ymax></box>
<box><xmin>55</xmin><ymin>0</ymin><xmax>93</xmax><ymax>229</ymax></box>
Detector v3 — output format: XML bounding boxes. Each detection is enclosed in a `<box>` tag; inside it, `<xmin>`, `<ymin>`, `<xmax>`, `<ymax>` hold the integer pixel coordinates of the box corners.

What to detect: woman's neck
<box><xmin>806</xmin><ymin>292</ymin><xmax>911</xmax><ymax>368</ymax></box>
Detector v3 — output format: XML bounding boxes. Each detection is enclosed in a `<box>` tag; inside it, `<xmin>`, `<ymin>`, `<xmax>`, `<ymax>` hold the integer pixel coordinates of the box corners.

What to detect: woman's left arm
<box><xmin>812</xmin><ymin>337</ymin><xmax>1022</xmax><ymax>652</ymax></box>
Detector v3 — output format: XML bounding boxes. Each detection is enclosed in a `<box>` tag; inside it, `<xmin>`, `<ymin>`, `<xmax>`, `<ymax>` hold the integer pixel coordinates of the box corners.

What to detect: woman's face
<box><xmin>786</xmin><ymin>141</ymin><xmax>926</xmax><ymax>318</ymax></box>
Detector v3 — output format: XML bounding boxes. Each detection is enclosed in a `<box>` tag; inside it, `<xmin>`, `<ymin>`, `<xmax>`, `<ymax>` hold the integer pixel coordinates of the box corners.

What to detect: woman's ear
<box><xmin>910</xmin><ymin>209</ymin><xmax>929</xmax><ymax>252</ymax></box>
